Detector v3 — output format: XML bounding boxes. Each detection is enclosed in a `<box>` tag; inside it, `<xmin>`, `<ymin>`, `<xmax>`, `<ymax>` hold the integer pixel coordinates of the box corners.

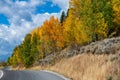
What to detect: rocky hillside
<box><xmin>30</xmin><ymin>37</ymin><xmax>120</xmax><ymax>80</ymax></box>
<box><xmin>78</xmin><ymin>37</ymin><xmax>120</xmax><ymax>54</ymax></box>
<box><xmin>39</xmin><ymin>37</ymin><xmax>120</xmax><ymax>65</ymax></box>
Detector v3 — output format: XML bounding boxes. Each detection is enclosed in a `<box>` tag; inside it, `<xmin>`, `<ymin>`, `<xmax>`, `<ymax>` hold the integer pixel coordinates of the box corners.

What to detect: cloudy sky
<box><xmin>0</xmin><ymin>0</ymin><xmax>69</xmax><ymax>59</ymax></box>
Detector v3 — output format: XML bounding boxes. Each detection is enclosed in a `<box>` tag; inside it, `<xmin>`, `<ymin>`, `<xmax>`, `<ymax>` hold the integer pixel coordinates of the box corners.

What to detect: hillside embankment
<box><xmin>16</xmin><ymin>37</ymin><xmax>120</xmax><ymax>80</ymax></box>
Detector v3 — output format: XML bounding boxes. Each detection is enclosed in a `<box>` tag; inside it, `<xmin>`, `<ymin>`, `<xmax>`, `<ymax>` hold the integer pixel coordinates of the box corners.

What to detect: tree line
<box><xmin>8</xmin><ymin>0</ymin><xmax>120</xmax><ymax>67</ymax></box>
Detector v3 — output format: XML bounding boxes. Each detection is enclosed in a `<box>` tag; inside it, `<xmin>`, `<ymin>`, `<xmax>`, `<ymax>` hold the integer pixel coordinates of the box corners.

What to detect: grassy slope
<box><xmin>30</xmin><ymin>54</ymin><xmax>119</xmax><ymax>80</ymax></box>
<box><xmin>51</xmin><ymin>54</ymin><xmax>119</xmax><ymax>80</ymax></box>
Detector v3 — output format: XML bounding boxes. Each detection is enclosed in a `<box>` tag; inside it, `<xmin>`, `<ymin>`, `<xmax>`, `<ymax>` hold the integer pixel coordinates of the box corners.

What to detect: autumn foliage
<box><xmin>8</xmin><ymin>0</ymin><xmax>120</xmax><ymax>67</ymax></box>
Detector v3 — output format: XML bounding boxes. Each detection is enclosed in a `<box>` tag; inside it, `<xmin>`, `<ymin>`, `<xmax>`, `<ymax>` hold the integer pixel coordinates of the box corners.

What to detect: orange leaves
<box><xmin>41</xmin><ymin>16</ymin><xmax>60</xmax><ymax>42</ymax></box>
<box><xmin>42</xmin><ymin>16</ymin><xmax>65</xmax><ymax>49</ymax></box>
<box><xmin>32</xmin><ymin>16</ymin><xmax>65</xmax><ymax>51</ymax></box>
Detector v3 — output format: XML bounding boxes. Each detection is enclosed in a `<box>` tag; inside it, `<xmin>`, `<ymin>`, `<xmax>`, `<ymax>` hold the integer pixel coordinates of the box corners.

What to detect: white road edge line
<box><xmin>0</xmin><ymin>70</ymin><xmax>3</xmax><ymax>79</ymax></box>
<box><xmin>42</xmin><ymin>70</ymin><xmax>71</xmax><ymax>80</ymax></box>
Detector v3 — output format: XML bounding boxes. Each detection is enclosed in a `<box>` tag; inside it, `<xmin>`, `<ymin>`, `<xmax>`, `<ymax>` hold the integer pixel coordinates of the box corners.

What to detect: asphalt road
<box><xmin>0</xmin><ymin>70</ymin><xmax>68</xmax><ymax>80</ymax></box>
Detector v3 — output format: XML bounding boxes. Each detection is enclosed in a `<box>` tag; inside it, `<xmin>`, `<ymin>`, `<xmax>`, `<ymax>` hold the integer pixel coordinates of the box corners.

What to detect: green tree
<box><xmin>30</xmin><ymin>33</ymin><xmax>40</xmax><ymax>62</ymax></box>
<box><xmin>60</xmin><ymin>11</ymin><xmax>66</xmax><ymax>23</ymax></box>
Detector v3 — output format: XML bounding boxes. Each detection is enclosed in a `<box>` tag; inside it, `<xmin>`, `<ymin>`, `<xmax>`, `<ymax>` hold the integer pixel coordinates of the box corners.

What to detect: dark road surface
<box><xmin>0</xmin><ymin>70</ymin><xmax>68</xmax><ymax>80</ymax></box>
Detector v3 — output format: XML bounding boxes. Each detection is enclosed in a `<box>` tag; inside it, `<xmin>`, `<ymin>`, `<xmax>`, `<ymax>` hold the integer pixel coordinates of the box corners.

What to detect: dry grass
<box><xmin>12</xmin><ymin>66</ymin><xmax>26</xmax><ymax>70</ymax></box>
<box><xmin>29</xmin><ymin>65</ymin><xmax>50</xmax><ymax>70</ymax></box>
<box><xmin>50</xmin><ymin>54</ymin><xmax>119</xmax><ymax>80</ymax></box>
<box><xmin>17</xmin><ymin>53</ymin><xmax>119</xmax><ymax>80</ymax></box>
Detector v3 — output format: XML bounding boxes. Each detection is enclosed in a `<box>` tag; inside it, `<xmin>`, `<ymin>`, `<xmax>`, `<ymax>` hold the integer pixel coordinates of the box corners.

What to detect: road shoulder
<box><xmin>42</xmin><ymin>70</ymin><xmax>70</xmax><ymax>80</ymax></box>
<box><xmin>0</xmin><ymin>70</ymin><xmax>3</xmax><ymax>79</ymax></box>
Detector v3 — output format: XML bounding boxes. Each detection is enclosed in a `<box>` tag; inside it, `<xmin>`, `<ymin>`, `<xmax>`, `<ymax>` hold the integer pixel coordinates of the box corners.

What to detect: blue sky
<box><xmin>0</xmin><ymin>0</ymin><xmax>69</xmax><ymax>60</ymax></box>
<box><xmin>0</xmin><ymin>14</ymin><xmax>10</xmax><ymax>25</ymax></box>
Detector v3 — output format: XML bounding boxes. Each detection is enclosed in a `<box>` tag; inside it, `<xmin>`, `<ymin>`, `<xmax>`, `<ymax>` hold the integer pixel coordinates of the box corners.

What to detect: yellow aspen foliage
<box><xmin>112</xmin><ymin>0</ymin><xmax>120</xmax><ymax>25</ymax></box>
<box><xmin>93</xmin><ymin>13</ymin><xmax>108</xmax><ymax>39</ymax></box>
<box><xmin>64</xmin><ymin>8</ymin><xmax>91</xmax><ymax>45</ymax></box>
<box><xmin>74</xmin><ymin>19</ymin><xmax>91</xmax><ymax>45</ymax></box>
<box><xmin>63</xmin><ymin>10</ymin><xmax>75</xmax><ymax>45</ymax></box>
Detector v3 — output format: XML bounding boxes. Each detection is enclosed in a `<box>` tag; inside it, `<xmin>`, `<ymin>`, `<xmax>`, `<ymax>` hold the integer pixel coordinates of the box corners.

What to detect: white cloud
<box><xmin>15</xmin><ymin>0</ymin><xmax>45</xmax><ymax>8</ymax></box>
<box><xmin>0</xmin><ymin>0</ymin><xmax>69</xmax><ymax>56</ymax></box>
<box><xmin>51</xmin><ymin>0</ymin><xmax>69</xmax><ymax>11</ymax></box>
<box><xmin>32</xmin><ymin>12</ymin><xmax>60</xmax><ymax>27</ymax></box>
<box><xmin>0</xmin><ymin>0</ymin><xmax>45</xmax><ymax>43</ymax></box>
<box><xmin>0</xmin><ymin>12</ymin><xmax>60</xmax><ymax>45</ymax></box>
<box><xmin>29</xmin><ymin>0</ymin><xmax>45</xmax><ymax>7</ymax></box>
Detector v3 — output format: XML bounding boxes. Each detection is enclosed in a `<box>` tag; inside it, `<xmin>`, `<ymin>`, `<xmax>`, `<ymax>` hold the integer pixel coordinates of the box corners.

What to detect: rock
<box><xmin>78</xmin><ymin>37</ymin><xmax>120</xmax><ymax>54</ymax></box>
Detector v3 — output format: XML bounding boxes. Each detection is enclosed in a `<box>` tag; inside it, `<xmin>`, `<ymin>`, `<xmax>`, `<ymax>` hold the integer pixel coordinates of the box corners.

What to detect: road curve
<box><xmin>0</xmin><ymin>70</ymin><xmax>69</xmax><ymax>80</ymax></box>
<box><xmin>0</xmin><ymin>70</ymin><xmax>3</xmax><ymax>79</ymax></box>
